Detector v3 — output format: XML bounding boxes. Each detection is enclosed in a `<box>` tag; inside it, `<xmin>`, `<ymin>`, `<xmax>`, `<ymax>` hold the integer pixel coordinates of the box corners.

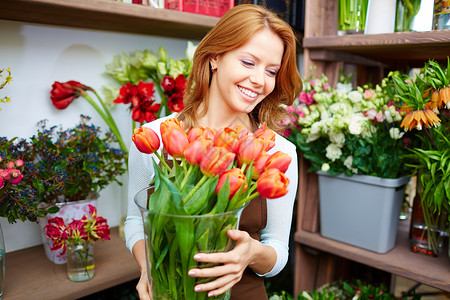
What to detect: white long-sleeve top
<box><xmin>124</xmin><ymin>113</ymin><xmax>298</xmax><ymax>277</ymax></box>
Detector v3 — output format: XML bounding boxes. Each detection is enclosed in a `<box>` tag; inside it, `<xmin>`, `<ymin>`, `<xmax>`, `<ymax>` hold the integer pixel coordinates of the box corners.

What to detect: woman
<box><xmin>124</xmin><ymin>4</ymin><xmax>302</xmax><ymax>299</ymax></box>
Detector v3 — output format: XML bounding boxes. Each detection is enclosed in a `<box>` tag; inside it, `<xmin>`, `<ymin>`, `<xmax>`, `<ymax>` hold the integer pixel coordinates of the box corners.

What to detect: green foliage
<box><xmin>0</xmin><ymin>115</ymin><xmax>127</xmax><ymax>223</ymax></box>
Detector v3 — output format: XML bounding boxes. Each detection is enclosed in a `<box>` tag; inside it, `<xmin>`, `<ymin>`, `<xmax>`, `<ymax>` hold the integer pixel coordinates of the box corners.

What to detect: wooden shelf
<box><xmin>303</xmin><ymin>30</ymin><xmax>450</xmax><ymax>65</ymax></box>
<box><xmin>295</xmin><ymin>220</ymin><xmax>450</xmax><ymax>292</ymax></box>
<box><xmin>4</xmin><ymin>227</ymin><xmax>140</xmax><ymax>299</ymax></box>
<box><xmin>0</xmin><ymin>0</ymin><xmax>219</xmax><ymax>40</ymax></box>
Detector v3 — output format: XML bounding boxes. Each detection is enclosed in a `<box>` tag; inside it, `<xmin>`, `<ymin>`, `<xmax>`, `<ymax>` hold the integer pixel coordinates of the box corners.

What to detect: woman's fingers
<box><xmin>193</xmin><ymin>273</ymin><xmax>240</xmax><ymax>297</ymax></box>
<box><xmin>136</xmin><ymin>272</ymin><xmax>152</xmax><ymax>300</ymax></box>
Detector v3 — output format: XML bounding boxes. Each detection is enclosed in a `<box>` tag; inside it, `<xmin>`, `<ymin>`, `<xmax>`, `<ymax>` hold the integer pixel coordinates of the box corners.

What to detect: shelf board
<box><xmin>1</xmin><ymin>0</ymin><xmax>219</xmax><ymax>39</ymax></box>
<box><xmin>295</xmin><ymin>220</ymin><xmax>450</xmax><ymax>292</ymax></box>
<box><xmin>4</xmin><ymin>227</ymin><xmax>140</xmax><ymax>299</ymax></box>
<box><xmin>303</xmin><ymin>30</ymin><xmax>450</xmax><ymax>64</ymax></box>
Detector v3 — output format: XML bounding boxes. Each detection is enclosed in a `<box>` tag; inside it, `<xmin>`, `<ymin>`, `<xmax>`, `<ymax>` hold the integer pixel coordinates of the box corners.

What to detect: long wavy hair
<box><xmin>177</xmin><ymin>4</ymin><xmax>302</xmax><ymax>132</ymax></box>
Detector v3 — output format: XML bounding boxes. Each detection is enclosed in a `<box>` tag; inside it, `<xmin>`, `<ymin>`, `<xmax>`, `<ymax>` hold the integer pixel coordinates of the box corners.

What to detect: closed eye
<box><xmin>242</xmin><ymin>60</ymin><xmax>254</xmax><ymax>67</ymax></box>
<box><xmin>266</xmin><ymin>69</ymin><xmax>278</xmax><ymax>77</ymax></box>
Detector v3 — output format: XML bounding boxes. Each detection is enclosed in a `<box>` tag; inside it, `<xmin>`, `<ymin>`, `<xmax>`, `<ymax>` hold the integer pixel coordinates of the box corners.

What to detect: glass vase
<box><xmin>66</xmin><ymin>240</ymin><xmax>95</xmax><ymax>282</ymax></box>
<box><xmin>433</xmin><ymin>0</ymin><xmax>450</xmax><ymax>29</ymax></box>
<box><xmin>409</xmin><ymin>193</ymin><xmax>448</xmax><ymax>256</ymax></box>
<box><xmin>0</xmin><ymin>223</ymin><xmax>5</xmax><ymax>299</ymax></box>
<box><xmin>395</xmin><ymin>0</ymin><xmax>434</xmax><ymax>32</ymax></box>
<box><xmin>337</xmin><ymin>0</ymin><xmax>369</xmax><ymax>35</ymax></box>
<box><xmin>134</xmin><ymin>186</ymin><xmax>247</xmax><ymax>300</ymax></box>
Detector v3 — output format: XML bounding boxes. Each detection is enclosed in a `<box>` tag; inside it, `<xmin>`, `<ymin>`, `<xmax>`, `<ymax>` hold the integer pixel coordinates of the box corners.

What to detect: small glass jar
<box><xmin>66</xmin><ymin>240</ymin><xmax>95</xmax><ymax>282</ymax></box>
<box><xmin>433</xmin><ymin>0</ymin><xmax>450</xmax><ymax>29</ymax></box>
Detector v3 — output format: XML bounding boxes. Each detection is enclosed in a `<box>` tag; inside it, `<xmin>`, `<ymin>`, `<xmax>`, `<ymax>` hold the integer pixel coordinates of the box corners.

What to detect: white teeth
<box><xmin>239</xmin><ymin>86</ymin><xmax>258</xmax><ymax>98</ymax></box>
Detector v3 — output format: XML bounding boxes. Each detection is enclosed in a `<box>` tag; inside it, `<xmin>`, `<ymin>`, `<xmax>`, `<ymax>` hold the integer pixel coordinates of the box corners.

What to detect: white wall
<box><xmin>0</xmin><ymin>19</ymin><xmax>196</xmax><ymax>252</ymax></box>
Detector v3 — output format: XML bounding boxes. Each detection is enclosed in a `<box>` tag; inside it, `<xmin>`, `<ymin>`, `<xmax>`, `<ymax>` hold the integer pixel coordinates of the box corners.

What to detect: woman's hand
<box><xmin>188</xmin><ymin>229</ymin><xmax>274</xmax><ymax>298</ymax></box>
<box><xmin>136</xmin><ymin>269</ymin><xmax>152</xmax><ymax>300</ymax></box>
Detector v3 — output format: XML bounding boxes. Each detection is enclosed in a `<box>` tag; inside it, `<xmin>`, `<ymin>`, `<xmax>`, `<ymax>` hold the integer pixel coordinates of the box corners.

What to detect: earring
<box><xmin>210</xmin><ymin>65</ymin><xmax>217</xmax><ymax>72</ymax></box>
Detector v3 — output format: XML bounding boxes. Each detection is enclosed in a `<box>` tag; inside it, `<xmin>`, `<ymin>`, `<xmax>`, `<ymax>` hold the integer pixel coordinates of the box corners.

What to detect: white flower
<box><xmin>329</xmin><ymin>130</ymin><xmax>345</xmax><ymax>145</ymax></box>
<box><xmin>344</xmin><ymin>156</ymin><xmax>358</xmax><ymax>174</ymax></box>
<box><xmin>335</xmin><ymin>82</ymin><xmax>352</xmax><ymax>94</ymax></box>
<box><xmin>389</xmin><ymin>127</ymin><xmax>405</xmax><ymax>139</ymax></box>
<box><xmin>306</xmin><ymin>132</ymin><xmax>320</xmax><ymax>143</ymax></box>
<box><xmin>321</xmin><ymin>163</ymin><xmax>330</xmax><ymax>172</ymax></box>
<box><xmin>325</xmin><ymin>143</ymin><xmax>342</xmax><ymax>161</ymax></box>
<box><xmin>348</xmin><ymin>90</ymin><xmax>363</xmax><ymax>103</ymax></box>
<box><xmin>185</xmin><ymin>41</ymin><xmax>197</xmax><ymax>63</ymax></box>
<box><xmin>348</xmin><ymin>114</ymin><xmax>366</xmax><ymax>135</ymax></box>
<box><xmin>384</xmin><ymin>110</ymin><xmax>393</xmax><ymax>123</ymax></box>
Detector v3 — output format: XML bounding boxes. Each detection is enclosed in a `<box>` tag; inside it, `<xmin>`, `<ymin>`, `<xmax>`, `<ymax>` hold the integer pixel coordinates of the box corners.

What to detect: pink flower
<box><xmin>10</xmin><ymin>169</ymin><xmax>23</xmax><ymax>184</ymax></box>
<box><xmin>363</xmin><ymin>89</ymin><xmax>376</xmax><ymax>100</ymax></box>
<box><xmin>299</xmin><ymin>91</ymin><xmax>314</xmax><ymax>105</ymax></box>
<box><xmin>0</xmin><ymin>177</ymin><xmax>4</xmax><ymax>190</ymax></box>
<box><xmin>14</xmin><ymin>159</ymin><xmax>24</xmax><ymax>167</ymax></box>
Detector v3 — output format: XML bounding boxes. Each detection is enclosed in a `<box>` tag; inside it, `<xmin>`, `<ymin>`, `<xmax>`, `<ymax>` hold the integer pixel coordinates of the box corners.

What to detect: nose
<box><xmin>249</xmin><ymin>69</ymin><xmax>264</xmax><ymax>87</ymax></box>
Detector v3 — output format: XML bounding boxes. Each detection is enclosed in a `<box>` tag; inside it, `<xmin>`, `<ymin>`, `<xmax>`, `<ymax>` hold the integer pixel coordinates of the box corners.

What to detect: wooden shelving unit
<box><xmin>0</xmin><ymin>0</ymin><xmax>219</xmax><ymax>39</ymax></box>
<box><xmin>3</xmin><ymin>227</ymin><xmax>140</xmax><ymax>299</ymax></box>
<box><xmin>295</xmin><ymin>0</ymin><xmax>450</xmax><ymax>295</ymax></box>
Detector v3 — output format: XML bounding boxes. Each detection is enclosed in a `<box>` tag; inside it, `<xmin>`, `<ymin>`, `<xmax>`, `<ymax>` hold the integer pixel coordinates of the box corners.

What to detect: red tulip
<box><xmin>237</xmin><ymin>135</ymin><xmax>265</xmax><ymax>165</ymax></box>
<box><xmin>132</xmin><ymin>127</ymin><xmax>160</xmax><ymax>154</ymax></box>
<box><xmin>161</xmin><ymin>127</ymin><xmax>189</xmax><ymax>158</ymax></box>
<box><xmin>264</xmin><ymin>151</ymin><xmax>292</xmax><ymax>174</ymax></box>
<box><xmin>50</xmin><ymin>81</ymin><xmax>89</xmax><ymax>109</ymax></box>
<box><xmin>256</xmin><ymin>168</ymin><xmax>289</xmax><ymax>199</ymax></box>
<box><xmin>160</xmin><ymin>118</ymin><xmax>184</xmax><ymax>134</ymax></box>
<box><xmin>199</xmin><ymin>146</ymin><xmax>236</xmax><ymax>177</ymax></box>
<box><xmin>229</xmin><ymin>124</ymin><xmax>249</xmax><ymax>139</ymax></box>
<box><xmin>184</xmin><ymin>137</ymin><xmax>214</xmax><ymax>165</ymax></box>
<box><xmin>214</xmin><ymin>127</ymin><xmax>240</xmax><ymax>153</ymax></box>
<box><xmin>187</xmin><ymin>126</ymin><xmax>215</xmax><ymax>142</ymax></box>
<box><xmin>254</xmin><ymin>123</ymin><xmax>276</xmax><ymax>151</ymax></box>
<box><xmin>252</xmin><ymin>153</ymin><xmax>270</xmax><ymax>179</ymax></box>
<box><xmin>215</xmin><ymin>168</ymin><xmax>247</xmax><ymax>199</ymax></box>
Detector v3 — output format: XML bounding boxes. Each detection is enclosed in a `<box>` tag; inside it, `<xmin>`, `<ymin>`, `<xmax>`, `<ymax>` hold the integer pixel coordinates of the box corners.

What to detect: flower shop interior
<box><xmin>1</xmin><ymin>0</ymin><xmax>449</xmax><ymax>299</ymax></box>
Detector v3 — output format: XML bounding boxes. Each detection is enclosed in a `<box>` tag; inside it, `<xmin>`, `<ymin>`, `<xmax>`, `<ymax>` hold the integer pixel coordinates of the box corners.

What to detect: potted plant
<box><xmin>1</xmin><ymin>115</ymin><xmax>127</xmax><ymax>263</ymax></box>
<box><xmin>389</xmin><ymin>58</ymin><xmax>450</xmax><ymax>256</ymax></box>
<box><xmin>282</xmin><ymin>73</ymin><xmax>412</xmax><ymax>253</ymax></box>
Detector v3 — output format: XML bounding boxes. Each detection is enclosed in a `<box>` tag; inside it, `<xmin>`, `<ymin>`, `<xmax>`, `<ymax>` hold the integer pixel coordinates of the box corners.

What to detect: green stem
<box><xmin>154</xmin><ymin>150</ymin><xmax>172</xmax><ymax>172</ymax></box>
<box><xmin>82</xmin><ymin>93</ymin><xmax>128</xmax><ymax>154</ymax></box>
<box><xmin>180</xmin><ymin>163</ymin><xmax>194</xmax><ymax>190</ymax></box>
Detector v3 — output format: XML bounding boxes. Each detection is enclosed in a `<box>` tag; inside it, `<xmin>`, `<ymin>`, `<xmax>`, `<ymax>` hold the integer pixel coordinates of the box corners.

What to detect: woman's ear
<box><xmin>210</xmin><ymin>55</ymin><xmax>218</xmax><ymax>71</ymax></box>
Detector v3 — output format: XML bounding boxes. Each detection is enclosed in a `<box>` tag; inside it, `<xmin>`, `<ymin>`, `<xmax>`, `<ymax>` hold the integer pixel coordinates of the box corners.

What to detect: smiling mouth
<box><xmin>238</xmin><ymin>86</ymin><xmax>258</xmax><ymax>98</ymax></box>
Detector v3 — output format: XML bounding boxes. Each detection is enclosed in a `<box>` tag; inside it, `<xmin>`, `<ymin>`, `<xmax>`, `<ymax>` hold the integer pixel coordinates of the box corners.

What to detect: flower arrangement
<box><xmin>44</xmin><ymin>204</ymin><xmax>110</xmax><ymax>280</ymax></box>
<box><xmin>104</xmin><ymin>42</ymin><xmax>196</xmax><ymax>126</ymax></box>
<box><xmin>282</xmin><ymin>73</ymin><xmax>410</xmax><ymax>179</ymax></box>
<box><xmin>0</xmin><ymin>67</ymin><xmax>12</xmax><ymax>110</ymax></box>
<box><xmin>50</xmin><ymin>81</ymin><xmax>127</xmax><ymax>153</ymax></box>
<box><xmin>0</xmin><ymin>115</ymin><xmax>127</xmax><ymax>223</ymax></box>
<box><xmin>132</xmin><ymin>118</ymin><xmax>292</xmax><ymax>299</ymax></box>
<box><xmin>389</xmin><ymin>58</ymin><xmax>450</xmax><ymax>254</ymax></box>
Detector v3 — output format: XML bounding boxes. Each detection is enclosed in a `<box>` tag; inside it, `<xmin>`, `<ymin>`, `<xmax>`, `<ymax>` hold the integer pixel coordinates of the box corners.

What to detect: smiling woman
<box><xmin>124</xmin><ymin>4</ymin><xmax>302</xmax><ymax>300</ymax></box>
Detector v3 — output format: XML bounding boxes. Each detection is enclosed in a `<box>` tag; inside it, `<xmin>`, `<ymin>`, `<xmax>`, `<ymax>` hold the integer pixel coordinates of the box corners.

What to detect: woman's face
<box><xmin>208</xmin><ymin>28</ymin><xmax>284</xmax><ymax>117</ymax></box>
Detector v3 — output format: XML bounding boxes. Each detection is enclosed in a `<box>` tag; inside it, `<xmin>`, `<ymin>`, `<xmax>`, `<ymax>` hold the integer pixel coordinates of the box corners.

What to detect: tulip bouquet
<box><xmin>104</xmin><ymin>42</ymin><xmax>196</xmax><ymax>127</ymax></box>
<box><xmin>132</xmin><ymin>118</ymin><xmax>291</xmax><ymax>299</ymax></box>
<box><xmin>45</xmin><ymin>205</ymin><xmax>110</xmax><ymax>280</ymax></box>
<box><xmin>282</xmin><ymin>73</ymin><xmax>411</xmax><ymax>179</ymax></box>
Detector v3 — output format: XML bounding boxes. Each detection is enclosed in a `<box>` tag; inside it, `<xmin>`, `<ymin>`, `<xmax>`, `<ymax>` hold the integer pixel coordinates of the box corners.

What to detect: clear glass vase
<box><xmin>66</xmin><ymin>240</ymin><xmax>95</xmax><ymax>282</ymax></box>
<box><xmin>0</xmin><ymin>223</ymin><xmax>5</xmax><ymax>299</ymax></box>
<box><xmin>337</xmin><ymin>0</ymin><xmax>369</xmax><ymax>35</ymax></box>
<box><xmin>134</xmin><ymin>186</ymin><xmax>247</xmax><ymax>300</ymax></box>
<box><xmin>433</xmin><ymin>0</ymin><xmax>450</xmax><ymax>30</ymax></box>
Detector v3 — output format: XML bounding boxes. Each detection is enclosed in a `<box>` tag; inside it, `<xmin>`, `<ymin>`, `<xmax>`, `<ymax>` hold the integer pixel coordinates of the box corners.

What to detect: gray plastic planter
<box><xmin>317</xmin><ymin>171</ymin><xmax>410</xmax><ymax>253</ymax></box>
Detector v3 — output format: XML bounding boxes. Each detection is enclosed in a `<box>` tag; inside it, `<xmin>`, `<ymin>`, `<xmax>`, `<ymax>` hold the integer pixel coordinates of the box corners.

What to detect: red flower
<box><xmin>161</xmin><ymin>123</ymin><xmax>189</xmax><ymax>158</ymax></box>
<box><xmin>214</xmin><ymin>127</ymin><xmax>240</xmax><ymax>154</ymax></box>
<box><xmin>44</xmin><ymin>217</ymin><xmax>69</xmax><ymax>254</ymax></box>
<box><xmin>256</xmin><ymin>168</ymin><xmax>289</xmax><ymax>199</ymax></box>
<box><xmin>50</xmin><ymin>81</ymin><xmax>89</xmax><ymax>109</ymax></box>
<box><xmin>161</xmin><ymin>76</ymin><xmax>176</xmax><ymax>92</ymax></box>
<box><xmin>184</xmin><ymin>137</ymin><xmax>214</xmax><ymax>165</ymax></box>
<box><xmin>132</xmin><ymin>127</ymin><xmax>160</xmax><ymax>154</ymax></box>
<box><xmin>237</xmin><ymin>135</ymin><xmax>265</xmax><ymax>165</ymax></box>
<box><xmin>199</xmin><ymin>146</ymin><xmax>236</xmax><ymax>177</ymax></box>
<box><xmin>132</xmin><ymin>100</ymin><xmax>161</xmax><ymax>123</ymax></box>
<box><xmin>264</xmin><ymin>151</ymin><xmax>292</xmax><ymax>174</ymax></box>
<box><xmin>215</xmin><ymin>168</ymin><xmax>247</xmax><ymax>199</ymax></box>
<box><xmin>174</xmin><ymin>75</ymin><xmax>186</xmax><ymax>92</ymax></box>
<box><xmin>167</xmin><ymin>92</ymin><xmax>184</xmax><ymax>112</ymax></box>
<box><xmin>114</xmin><ymin>82</ymin><xmax>138</xmax><ymax>105</ymax></box>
